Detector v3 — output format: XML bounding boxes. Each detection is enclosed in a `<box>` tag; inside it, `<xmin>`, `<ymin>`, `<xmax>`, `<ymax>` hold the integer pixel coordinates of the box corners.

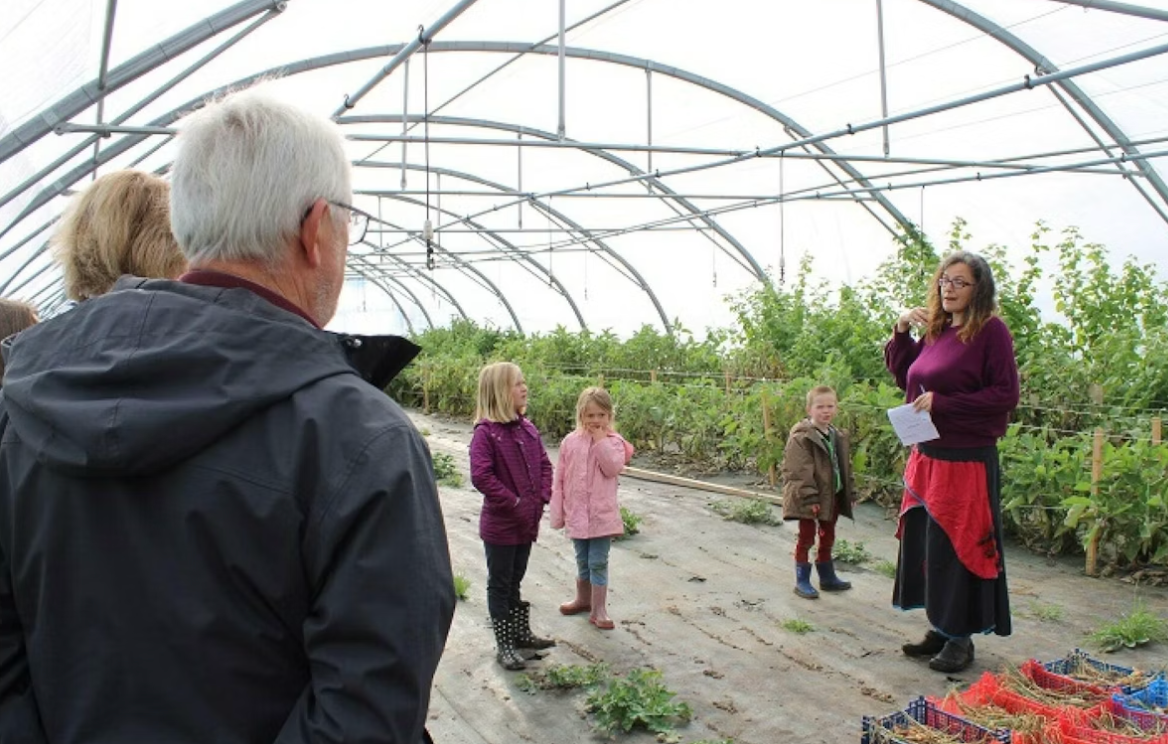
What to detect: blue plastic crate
<box><xmin>1111</xmin><ymin>677</ymin><xmax>1168</xmax><ymax>733</ymax></box>
<box><xmin>861</xmin><ymin>697</ymin><xmax>1011</xmax><ymax>744</ymax></box>
<box><xmin>1042</xmin><ymin>648</ymin><xmax>1155</xmax><ymax>694</ymax></box>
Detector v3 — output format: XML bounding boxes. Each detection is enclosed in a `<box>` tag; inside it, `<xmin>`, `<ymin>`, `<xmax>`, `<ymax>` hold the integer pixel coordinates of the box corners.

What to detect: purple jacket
<box><xmin>470</xmin><ymin>417</ymin><xmax>554</xmax><ymax>545</ymax></box>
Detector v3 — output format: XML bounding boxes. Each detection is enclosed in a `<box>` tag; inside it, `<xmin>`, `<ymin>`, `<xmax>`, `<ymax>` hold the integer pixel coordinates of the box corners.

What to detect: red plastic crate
<box><xmin>1057</xmin><ymin>714</ymin><xmax>1168</xmax><ymax>744</ymax></box>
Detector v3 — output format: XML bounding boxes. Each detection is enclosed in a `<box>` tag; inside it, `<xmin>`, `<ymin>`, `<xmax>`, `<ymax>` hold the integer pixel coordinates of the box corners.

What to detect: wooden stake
<box><xmin>650</xmin><ymin>369</ymin><xmax>658</xmax><ymax>384</ymax></box>
<box><xmin>761</xmin><ymin>389</ymin><xmax>776</xmax><ymax>487</ymax></box>
<box><xmin>1086</xmin><ymin>427</ymin><xmax>1104</xmax><ymax>577</ymax></box>
<box><xmin>422</xmin><ymin>368</ymin><xmax>431</xmax><ymax>414</ymax></box>
<box><xmin>598</xmin><ymin>373</ymin><xmax>605</xmax><ymax>388</ymax></box>
<box><xmin>724</xmin><ymin>369</ymin><xmax>732</xmax><ymax>396</ymax></box>
<box><xmin>623</xmin><ymin>465</ymin><xmax>782</xmax><ymax>506</ymax></box>
<box><xmin>1153</xmin><ymin>417</ymin><xmax>1162</xmax><ymax>446</ymax></box>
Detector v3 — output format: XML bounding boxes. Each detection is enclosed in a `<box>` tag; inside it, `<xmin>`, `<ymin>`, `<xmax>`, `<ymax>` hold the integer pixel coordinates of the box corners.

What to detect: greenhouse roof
<box><xmin>3</xmin><ymin>0</ymin><xmax>1168</xmax><ymax>335</ymax></box>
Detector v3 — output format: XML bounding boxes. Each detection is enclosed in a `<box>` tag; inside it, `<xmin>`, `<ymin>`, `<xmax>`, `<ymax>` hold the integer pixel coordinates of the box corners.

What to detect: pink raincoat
<box><xmin>549</xmin><ymin>430</ymin><xmax>634</xmax><ymax>539</ymax></box>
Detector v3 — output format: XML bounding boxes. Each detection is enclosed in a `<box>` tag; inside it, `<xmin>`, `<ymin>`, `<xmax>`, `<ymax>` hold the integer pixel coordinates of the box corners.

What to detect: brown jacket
<box><xmin>780</xmin><ymin>419</ymin><xmax>855</xmax><ymax>521</ymax></box>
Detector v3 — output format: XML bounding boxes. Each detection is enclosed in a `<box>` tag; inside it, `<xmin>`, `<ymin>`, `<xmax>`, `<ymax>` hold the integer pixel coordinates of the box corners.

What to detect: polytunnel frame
<box><xmin>2</xmin><ymin>0</ymin><xmax>1167</xmax><ymax>333</ymax></box>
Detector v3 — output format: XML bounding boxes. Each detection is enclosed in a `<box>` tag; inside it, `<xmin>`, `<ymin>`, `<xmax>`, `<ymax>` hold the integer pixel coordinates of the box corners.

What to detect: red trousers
<box><xmin>795</xmin><ymin>514</ymin><xmax>838</xmax><ymax>564</ymax></box>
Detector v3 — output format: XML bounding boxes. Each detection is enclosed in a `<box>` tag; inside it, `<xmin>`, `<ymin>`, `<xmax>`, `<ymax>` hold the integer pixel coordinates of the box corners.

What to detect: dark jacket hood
<box><xmin>1</xmin><ymin>278</ymin><xmax>417</xmax><ymax>477</ymax></box>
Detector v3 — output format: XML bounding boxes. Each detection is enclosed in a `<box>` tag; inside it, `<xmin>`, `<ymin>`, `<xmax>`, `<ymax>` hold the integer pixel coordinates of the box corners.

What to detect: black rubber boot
<box><xmin>491</xmin><ymin>616</ymin><xmax>526</xmax><ymax>671</ymax></box>
<box><xmin>815</xmin><ymin>560</ymin><xmax>852</xmax><ymax>591</ymax></box>
<box><xmin>902</xmin><ymin>629</ymin><xmax>947</xmax><ymax>657</ymax></box>
<box><xmin>794</xmin><ymin>562</ymin><xmax>819</xmax><ymax>599</ymax></box>
<box><xmin>929</xmin><ymin>637</ymin><xmax>975</xmax><ymax>673</ymax></box>
<box><xmin>513</xmin><ymin>601</ymin><xmax>556</xmax><ymax>650</ymax></box>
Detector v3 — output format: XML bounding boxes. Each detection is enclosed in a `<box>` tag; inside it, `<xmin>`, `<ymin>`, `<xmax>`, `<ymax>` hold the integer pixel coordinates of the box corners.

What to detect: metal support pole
<box><xmin>401</xmin><ymin>58</ymin><xmax>410</xmax><ymax>189</ymax></box>
<box><xmin>517</xmin><ymin>128</ymin><xmax>524</xmax><ymax>228</ymax></box>
<box><xmin>1047</xmin><ymin>0</ymin><xmax>1168</xmax><ymax>22</ymax></box>
<box><xmin>876</xmin><ymin>0</ymin><xmax>890</xmax><ymax>157</ymax></box>
<box><xmin>558</xmin><ymin>0</ymin><xmax>567</xmax><ymax>140</ymax></box>
<box><xmin>646</xmin><ymin>64</ymin><xmax>653</xmax><ymax>176</ymax></box>
<box><xmin>332</xmin><ymin>0</ymin><xmax>479</xmax><ymax>118</ymax></box>
<box><xmin>93</xmin><ymin>0</ymin><xmax>119</xmax><ymax>178</ymax></box>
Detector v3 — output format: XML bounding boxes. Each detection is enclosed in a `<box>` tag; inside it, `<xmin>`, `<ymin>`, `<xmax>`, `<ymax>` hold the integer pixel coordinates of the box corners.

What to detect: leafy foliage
<box><xmin>517</xmin><ymin>663</ymin><xmax>611</xmax><ymax>694</ymax></box>
<box><xmin>780</xmin><ymin>618</ymin><xmax>815</xmax><ymax>634</ymax></box>
<box><xmin>1088</xmin><ymin>600</ymin><xmax>1168</xmax><ymax>652</ymax></box>
<box><xmin>452</xmin><ymin>574</ymin><xmax>471</xmax><ymax>601</ymax></box>
<box><xmin>431</xmin><ymin>453</ymin><xmax>463</xmax><ymax>488</ymax></box>
<box><xmin>585</xmin><ymin>668</ymin><xmax>693</xmax><ymax>737</ymax></box>
<box><xmin>616</xmin><ymin>506</ymin><xmax>642</xmax><ymax>540</ymax></box>
<box><xmin>832</xmin><ymin>539</ymin><xmax>872</xmax><ymax>565</ymax></box>
<box><xmin>710</xmin><ymin>498</ymin><xmax>780</xmax><ymax>526</ymax></box>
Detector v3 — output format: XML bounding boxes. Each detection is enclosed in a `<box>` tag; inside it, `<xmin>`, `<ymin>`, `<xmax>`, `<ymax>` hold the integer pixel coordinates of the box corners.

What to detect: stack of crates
<box><xmin>862</xmin><ymin>649</ymin><xmax>1168</xmax><ymax>743</ymax></box>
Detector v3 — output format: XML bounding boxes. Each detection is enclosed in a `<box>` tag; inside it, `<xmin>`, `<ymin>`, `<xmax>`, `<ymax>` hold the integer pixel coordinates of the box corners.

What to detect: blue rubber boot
<box><xmin>794</xmin><ymin>562</ymin><xmax>819</xmax><ymax>599</ymax></box>
<box><xmin>815</xmin><ymin>560</ymin><xmax>852</xmax><ymax>591</ymax></box>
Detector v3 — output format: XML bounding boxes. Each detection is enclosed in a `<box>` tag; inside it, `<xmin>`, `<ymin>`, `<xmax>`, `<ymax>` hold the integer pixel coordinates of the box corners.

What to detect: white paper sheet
<box><xmin>886</xmin><ymin>403</ymin><xmax>940</xmax><ymax>446</ymax></box>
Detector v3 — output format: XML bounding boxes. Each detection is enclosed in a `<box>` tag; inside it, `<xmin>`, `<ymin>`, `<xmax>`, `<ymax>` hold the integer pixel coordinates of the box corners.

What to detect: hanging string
<box><xmin>584</xmin><ymin>245</ymin><xmax>589</xmax><ymax>301</ymax></box>
<box><xmin>421</xmin><ymin>25</ymin><xmax>434</xmax><ymax>271</ymax></box>
<box><xmin>779</xmin><ymin>151</ymin><xmax>786</xmax><ymax>285</ymax></box>
<box><xmin>919</xmin><ymin>185</ymin><xmax>926</xmax><ymax>245</ymax></box>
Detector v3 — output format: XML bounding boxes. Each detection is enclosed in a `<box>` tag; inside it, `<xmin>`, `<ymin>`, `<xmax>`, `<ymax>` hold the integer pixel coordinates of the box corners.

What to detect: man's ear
<box><xmin>299</xmin><ymin>198</ymin><xmax>330</xmax><ymax>269</ymax></box>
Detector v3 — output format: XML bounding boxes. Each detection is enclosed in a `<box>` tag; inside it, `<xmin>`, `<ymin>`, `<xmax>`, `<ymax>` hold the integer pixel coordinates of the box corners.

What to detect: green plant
<box><xmin>432</xmin><ymin>452</ymin><xmax>464</xmax><ymax>488</ymax></box>
<box><xmin>780</xmin><ymin>618</ymin><xmax>815</xmax><ymax>634</ymax></box>
<box><xmin>1088</xmin><ymin>600</ymin><xmax>1168</xmax><ymax>652</ymax></box>
<box><xmin>453</xmin><ymin>574</ymin><xmax>471</xmax><ymax>601</ymax></box>
<box><xmin>873</xmin><ymin>560</ymin><xmax>897</xmax><ymax>579</ymax></box>
<box><xmin>710</xmin><ymin>498</ymin><xmax>779</xmax><ymax>525</ymax></box>
<box><xmin>418</xmin><ymin>426</ymin><xmax>431</xmax><ymax>436</ymax></box>
<box><xmin>616</xmin><ymin>506</ymin><xmax>643</xmax><ymax>540</ymax></box>
<box><xmin>585</xmin><ymin>668</ymin><xmax>693</xmax><ymax>737</ymax></box>
<box><xmin>832</xmin><ymin>539</ymin><xmax>871</xmax><ymax>565</ymax></box>
<box><xmin>1027</xmin><ymin>602</ymin><xmax>1064</xmax><ymax>622</ymax></box>
<box><xmin>518</xmin><ymin>663</ymin><xmax>611</xmax><ymax>694</ymax></box>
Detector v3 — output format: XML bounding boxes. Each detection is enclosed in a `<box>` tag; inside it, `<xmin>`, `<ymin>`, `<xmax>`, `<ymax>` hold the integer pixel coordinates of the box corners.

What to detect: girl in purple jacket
<box><xmin>469</xmin><ymin>362</ymin><xmax>555</xmax><ymax>671</ymax></box>
<box><xmin>549</xmin><ymin>387</ymin><xmax>634</xmax><ymax>630</ymax></box>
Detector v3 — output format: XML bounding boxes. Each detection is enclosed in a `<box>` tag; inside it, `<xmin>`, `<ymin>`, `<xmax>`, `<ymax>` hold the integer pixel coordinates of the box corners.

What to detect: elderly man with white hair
<box><xmin>0</xmin><ymin>89</ymin><xmax>455</xmax><ymax>744</ymax></box>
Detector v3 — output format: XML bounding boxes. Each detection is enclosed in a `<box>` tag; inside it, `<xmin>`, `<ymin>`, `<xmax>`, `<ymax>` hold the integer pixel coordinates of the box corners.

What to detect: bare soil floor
<box><xmin>413</xmin><ymin>411</ymin><xmax>1168</xmax><ymax>744</ymax></box>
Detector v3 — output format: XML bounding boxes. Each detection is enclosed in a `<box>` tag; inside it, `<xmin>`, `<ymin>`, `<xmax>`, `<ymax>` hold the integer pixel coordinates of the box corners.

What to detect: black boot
<box><xmin>512</xmin><ymin>601</ymin><xmax>556</xmax><ymax>650</ymax></box>
<box><xmin>490</xmin><ymin>616</ymin><xmax>526</xmax><ymax>671</ymax></box>
<box><xmin>902</xmin><ymin>629</ymin><xmax>947</xmax><ymax>658</ymax></box>
<box><xmin>929</xmin><ymin>637</ymin><xmax>975</xmax><ymax>673</ymax></box>
<box><xmin>815</xmin><ymin>560</ymin><xmax>852</xmax><ymax>591</ymax></box>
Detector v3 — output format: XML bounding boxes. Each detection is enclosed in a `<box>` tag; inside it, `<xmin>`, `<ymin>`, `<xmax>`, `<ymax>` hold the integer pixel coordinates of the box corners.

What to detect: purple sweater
<box><xmin>884</xmin><ymin>316</ymin><xmax>1020</xmax><ymax>448</ymax></box>
<box><xmin>469</xmin><ymin>417</ymin><xmax>554</xmax><ymax>545</ymax></box>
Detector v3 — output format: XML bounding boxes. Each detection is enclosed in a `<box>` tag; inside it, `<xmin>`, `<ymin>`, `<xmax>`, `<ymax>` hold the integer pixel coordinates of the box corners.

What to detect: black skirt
<box><xmin>892</xmin><ymin>443</ymin><xmax>1011</xmax><ymax>638</ymax></box>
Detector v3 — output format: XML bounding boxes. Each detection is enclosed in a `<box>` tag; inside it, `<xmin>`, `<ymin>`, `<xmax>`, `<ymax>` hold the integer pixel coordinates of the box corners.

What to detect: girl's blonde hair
<box><xmin>52</xmin><ymin>170</ymin><xmax>187</xmax><ymax>301</ymax></box>
<box><xmin>0</xmin><ymin>298</ymin><xmax>38</xmax><ymax>382</ymax></box>
<box><xmin>575</xmin><ymin>386</ymin><xmax>615</xmax><ymax>430</ymax></box>
<box><xmin>475</xmin><ymin>362</ymin><xmax>523</xmax><ymax>423</ymax></box>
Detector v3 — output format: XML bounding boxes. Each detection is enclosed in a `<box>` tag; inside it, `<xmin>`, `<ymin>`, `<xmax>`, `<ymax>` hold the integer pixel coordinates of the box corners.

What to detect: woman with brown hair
<box><xmin>885</xmin><ymin>251</ymin><xmax>1020</xmax><ymax>674</ymax></box>
<box><xmin>52</xmin><ymin>170</ymin><xmax>186</xmax><ymax>300</ymax></box>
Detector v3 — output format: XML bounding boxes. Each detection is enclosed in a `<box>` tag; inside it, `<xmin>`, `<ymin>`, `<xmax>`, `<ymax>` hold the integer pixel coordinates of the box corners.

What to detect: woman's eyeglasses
<box><xmin>938</xmin><ymin>276</ymin><xmax>974</xmax><ymax>290</ymax></box>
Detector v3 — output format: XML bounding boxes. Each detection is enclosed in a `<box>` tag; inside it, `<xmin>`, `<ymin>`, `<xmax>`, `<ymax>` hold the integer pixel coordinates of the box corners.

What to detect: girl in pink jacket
<box><xmin>549</xmin><ymin>387</ymin><xmax>634</xmax><ymax>630</ymax></box>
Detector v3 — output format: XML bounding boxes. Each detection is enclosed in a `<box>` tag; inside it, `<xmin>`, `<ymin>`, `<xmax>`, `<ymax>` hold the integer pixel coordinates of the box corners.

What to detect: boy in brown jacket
<box><xmin>780</xmin><ymin>385</ymin><xmax>856</xmax><ymax>599</ymax></box>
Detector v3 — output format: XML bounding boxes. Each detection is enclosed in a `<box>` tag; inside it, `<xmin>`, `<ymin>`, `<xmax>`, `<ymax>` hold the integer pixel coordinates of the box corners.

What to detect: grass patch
<box><xmin>432</xmin><ymin>452</ymin><xmax>464</xmax><ymax>488</ymax></box>
<box><xmin>710</xmin><ymin>498</ymin><xmax>780</xmax><ymax>525</ymax></box>
<box><xmin>453</xmin><ymin>574</ymin><xmax>471</xmax><ymax>601</ymax></box>
<box><xmin>418</xmin><ymin>426</ymin><xmax>431</xmax><ymax>436</ymax></box>
<box><xmin>615</xmin><ymin>506</ymin><xmax>643</xmax><ymax>540</ymax></box>
<box><xmin>517</xmin><ymin>663</ymin><xmax>610</xmax><ymax>694</ymax></box>
<box><xmin>1088</xmin><ymin>599</ymin><xmax>1168</xmax><ymax>652</ymax></box>
<box><xmin>873</xmin><ymin>560</ymin><xmax>897</xmax><ymax>579</ymax></box>
<box><xmin>832</xmin><ymin>539</ymin><xmax>872</xmax><ymax>565</ymax></box>
<box><xmin>1027</xmin><ymin>601</ymin><xmax>1065</xmax><ymax>623</ymax></box>
<box><xmin>585</xmin><ymin>668</ymin><xmax>692</xmax><ymax>738</ymax></box>
<box><xmin>780</xmin><ymin>618</ymin><xmax>815</xmax><ymax>634</ymax></box>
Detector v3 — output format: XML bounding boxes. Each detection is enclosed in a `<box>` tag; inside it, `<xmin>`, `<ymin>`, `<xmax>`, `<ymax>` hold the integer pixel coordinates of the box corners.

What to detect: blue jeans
<box><xmin>573</xmin><ymin>537</ymin><xmax>612</xmax><ymax>586</ymax></box>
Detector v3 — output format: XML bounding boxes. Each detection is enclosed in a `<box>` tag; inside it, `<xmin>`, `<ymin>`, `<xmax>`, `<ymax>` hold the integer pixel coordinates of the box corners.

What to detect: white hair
<box><xmin>169</xmin><ymin>88</ymin><xmax>351</xmax><ymax>265</ymax></box>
